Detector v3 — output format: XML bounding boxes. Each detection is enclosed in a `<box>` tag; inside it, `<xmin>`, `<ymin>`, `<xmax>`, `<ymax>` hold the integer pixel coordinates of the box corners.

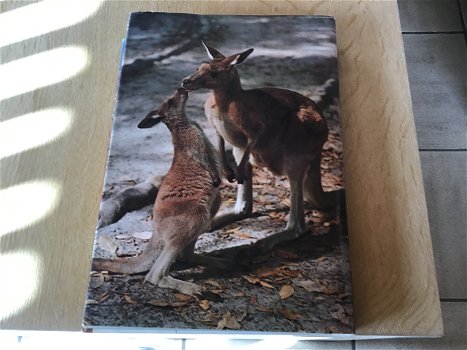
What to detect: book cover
<box><xmin>83</xmin><ymin>12</ymin><xmax>352</xmax><ymax>337</ymax></box>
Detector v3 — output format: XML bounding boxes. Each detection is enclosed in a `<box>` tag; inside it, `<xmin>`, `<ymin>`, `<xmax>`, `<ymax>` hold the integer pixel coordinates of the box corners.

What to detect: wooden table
<box><xmin>0</xmin><ymin>0</ymin><xmax>443</xmax><ymax>337</ymax></box>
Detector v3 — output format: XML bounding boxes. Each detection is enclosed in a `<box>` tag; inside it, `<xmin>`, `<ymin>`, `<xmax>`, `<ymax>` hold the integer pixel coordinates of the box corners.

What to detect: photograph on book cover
<box><xmin>84</xmin><ymin>13</ymin><xmax>353</xmax><ymax>335</ymax></box>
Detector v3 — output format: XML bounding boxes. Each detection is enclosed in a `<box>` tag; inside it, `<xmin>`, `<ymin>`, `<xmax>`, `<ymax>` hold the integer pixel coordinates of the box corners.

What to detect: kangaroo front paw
<box><xmin>235</xmin><ymin>168</ymin><xmax>248</xmax><ymax>185</ymax></box>
<box><xmin>223</xmin><ymin>166</ymin><xmax>236</xmax><ymax>183</ymax></box>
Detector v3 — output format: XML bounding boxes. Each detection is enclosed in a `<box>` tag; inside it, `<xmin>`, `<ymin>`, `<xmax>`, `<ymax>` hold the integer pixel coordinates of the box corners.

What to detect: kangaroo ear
<box><xmin>228</xmin><ymin>48</ymin><xmax>254</xmax><ymax>66</ymax></box>
<box><xmin>202</xmin><ymin>41</ymin><xmax>225</xmax><ymax>60</ymax></box>
<box><xmin>137</xmin><ymin>110</ymin><xmax>163</xmax><ymax>129</ymax></box>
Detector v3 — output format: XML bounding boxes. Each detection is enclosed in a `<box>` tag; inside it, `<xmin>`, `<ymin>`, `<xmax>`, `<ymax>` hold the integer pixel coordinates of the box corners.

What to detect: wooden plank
<box><xmin>0</xmin><ymin>0</ymin><xmax>442</xmax><ymax>336</ymax></box>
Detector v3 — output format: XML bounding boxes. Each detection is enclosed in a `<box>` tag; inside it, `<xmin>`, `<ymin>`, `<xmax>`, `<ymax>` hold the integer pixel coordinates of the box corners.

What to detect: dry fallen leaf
<box><xmin>255</xmin><ymin>177</ymin><xmax>272</xmax><ymax>184</ymax></box>
<box><xmin>147</xmin><ymin>300</ymin><xmax>189</xmax><ymax>308</ymax></box>
<box><xmin>205</xmin><ymin>280</ymin><xmax>221</xmax><ymax>288</ymax></box>
<box><xmin>278</xmin><ymin>308</ymin><xmax>302</xmax><ymax>320</ymax></box>
<box><xmin>230</xmin><ymin>291</ymin><xmax>245</xmax><ymax>297</ymax></box>
<box><xmin>232</xmin><ymin>232</ymin><xmax>254</xmax><ymax>239</ymax></box>
<box><xmin>242</xmin><ymin>275</ymin><xmax>260</xmax><ymax>284</ymax></box>
<box><xmin>98</xmin><ymin>291</ymin><xmax>110</xmax><ymax>302</ymax></box>
<box><xmin>199</xmin><ymin>300</ymin><xmax>210</xmax><ymax>311</ymax></box>
<box><xmin>329</xmin><ymin>304</ymin><xmax>346</xmax><ymax>321</ymax></box>
<box><xmin>242</xmin><ymin>275</ymin><xmax>273</xmax><ymax>289</ymax></box>
<box><xmin>132</xmin><ymin>231</ymin><xmax>152</xmax><ymax>240</ymax></box>
<box><xmin>294</xmin><ymin>279</ymin><xmax>336</xmax><ymax>294</ymax></box>
<box><xmin>275</xmin><ymin>276</ymin><xmax>290</xmax><ymax>282</ymax></box>
<box><xmin>268</xmin><ymin>212</ymin><xmax>285</xmax><ymax>220</ymax></box>
<box><xmin>175</xmin><ymin>293</ymin><xmax>193</xmax><ymax>302</ymax></box>
<box><xmin>294</xmin><ymin>279</ymin><xmax>322</xmax><ymax>293</ymax></box>
<box><xmin>224</xmin><ymin>227</ymin><xmax>242</xmax><ymax>234</ymax></box>
<box><xmin>339</xmin><ymin>316</ymin><xmax>352</xmax><ymax>326</ymax></box>
<box><xmin>124</xmin><ymin>294</ymin><xmax>136</xmax><ymax>304</ymax></box>
<box><xmin>259</xmin><ymin>281</ymin><xmax>274</xmax><ymax>289</ymax></box>
<box><xmin>200</xmin><ymin>311</ymin><xmax>217</xmax><ymax>323</ymax></box>
<box><xmin>85</xmin><ymin>299</ymin><xmax>98</xmax><ymax>305</ymax></box>
<box><xmin>217</xmin><ymin>311</ymin><xmax>241</xmax><ymax>330</ymax></box>
<box><xmin>254</xmin><ymin>266</ymin><xmax>282</xmax><ymax>278</ymax></box>
<box><xmin>326</xmin><ymin>326</ymin><xmax>341</xmax><ymax>333</ymax></box>
<box><xmin>279</xmin><ymin>285</ymin><xmax>295</xmax><ymax>300</ymax></box>
<box><xmin>281</xmin><ymin>198</ymin><xmax>291</xmax><ymax>208</ymax></box>
<box><xmin>256</xmin><ymin>305</ymin><xmax>270</xmax><ymax>312</ymax></box>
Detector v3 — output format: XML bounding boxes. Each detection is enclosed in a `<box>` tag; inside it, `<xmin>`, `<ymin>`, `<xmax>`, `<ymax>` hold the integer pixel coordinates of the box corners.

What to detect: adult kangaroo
<box><xmin>182</xmin><ymin>42</ymin><xmax>337</xmax><ymax>248</ymax></box>
<box><xmin>93</xmin><ymin>88</ymin><xmax>231</xmax><ymax>295</ymax></box>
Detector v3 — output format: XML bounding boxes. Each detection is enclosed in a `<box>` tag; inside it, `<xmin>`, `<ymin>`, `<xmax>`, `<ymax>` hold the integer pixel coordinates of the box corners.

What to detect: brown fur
<box><xmin>182</xmin><ymin>43</ymin><xmax>336</xmax><ymax>238</ymax></box>
<box><xmin>93</xmin><ymin>88</ymin><xmax>229</xmax><ymax>295</ymax></box>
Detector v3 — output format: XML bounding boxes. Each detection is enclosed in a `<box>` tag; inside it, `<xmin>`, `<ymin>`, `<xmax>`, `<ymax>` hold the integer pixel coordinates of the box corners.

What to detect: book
<box><xmin>83</xmin><ymin>12</ymin><xmax>352</xmax><ymax>338</ymax></box>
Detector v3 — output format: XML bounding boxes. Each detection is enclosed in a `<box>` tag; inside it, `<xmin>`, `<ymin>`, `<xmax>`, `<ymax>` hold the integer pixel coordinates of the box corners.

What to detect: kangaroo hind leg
<box><xmin>285</xmin><ymin>166</ymin><xmax>307</xmax><ymax>233</ymax></box>
<box><xmin>145</xmin><ymin>242</ymin><xmax>203</xmax><ymax>296</ymax></box>
<box><xmin>92</xmin><ymin>233</ymin><xmax>164</xmax><ymax>274</ymax></box>
<box><xmin>256</xmin><ymin>164</ymin><xmax>308</xmax><ymax>252</ymax></box>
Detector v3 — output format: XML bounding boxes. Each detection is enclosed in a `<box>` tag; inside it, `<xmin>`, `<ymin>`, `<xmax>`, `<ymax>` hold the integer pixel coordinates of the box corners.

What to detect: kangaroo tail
<box><xmin>92</xmin><ymin>238</ymin><xmax>164</xmax><ymax>274</ymax></box>
<box><xmin>304</xmin><ymin>156</ymin><xmax>337</xmax><ymax>210</ymax></box>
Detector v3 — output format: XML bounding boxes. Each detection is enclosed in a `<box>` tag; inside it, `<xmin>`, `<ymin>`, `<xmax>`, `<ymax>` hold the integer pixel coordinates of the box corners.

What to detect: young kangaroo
<box><xmin>182</xmin><ymin>43</ymin><xmax>337</xmax><ymax>248</ymax></box>
<box><xmin>93</xmin><ymin>88</ymin><xmax>231</xmax><ymax>295</ymax></box>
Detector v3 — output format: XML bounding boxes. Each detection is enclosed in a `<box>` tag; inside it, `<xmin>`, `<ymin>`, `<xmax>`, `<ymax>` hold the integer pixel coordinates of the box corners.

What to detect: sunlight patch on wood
<box><xmin>0</xmin><ymin>180</ymin><xmax>60</xmax><ymax>236</ymax></box>
<box><xmin>0</xmin><ymin>0</ymin><xmax>103</xmax><ymax>47</ymax></box>
<box><xmin>0</xmin><ymin>107</ymin><xmax>73</xmax><ymax>158</ymax></box>
<box><xmin>0</xmin><ymin>46</ymin><xmax>89</xmax><ymax>100</ymax></box>
<box><xmin>0</xmin><ymin>250</ymin><xmax>41</xmax><ymax>321</ymax></box>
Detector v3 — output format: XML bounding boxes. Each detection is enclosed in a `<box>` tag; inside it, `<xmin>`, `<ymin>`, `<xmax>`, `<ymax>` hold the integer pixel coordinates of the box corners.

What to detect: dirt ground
<box><xmin>84</xmin><ymin>14</ymin><xmax>353</xmax><ymax>335</ymax></box>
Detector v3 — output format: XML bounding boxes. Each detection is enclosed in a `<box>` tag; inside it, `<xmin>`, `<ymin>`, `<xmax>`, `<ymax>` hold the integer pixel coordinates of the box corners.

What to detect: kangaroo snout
<box><xmin>182</xmin><ymin>77</ymin><xmax>195</xmax><ymax>90</ymax></box>
<box><xmin>181</xmin><ymin>70</ymin><xmax>205</xmax><ymax>90</ymax></box>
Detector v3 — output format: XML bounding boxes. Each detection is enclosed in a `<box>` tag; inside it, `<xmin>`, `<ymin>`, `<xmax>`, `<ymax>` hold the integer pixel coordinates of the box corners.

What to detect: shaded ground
<box><xmin>84</xmin><ymin>14</ymin><xmax>353</xmax><ymax>334</ymax></box>
<box><xmin>86</xmin><ymin>167</ymin><xmax>352</xmax><ymax>333</ymax></box>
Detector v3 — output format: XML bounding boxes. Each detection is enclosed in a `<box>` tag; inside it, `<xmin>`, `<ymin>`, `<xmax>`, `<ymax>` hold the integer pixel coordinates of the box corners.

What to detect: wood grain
<box><xmin>0</xmin><ymin>0</ymin><xmax>443</xmax><ymax>336</ymax></box>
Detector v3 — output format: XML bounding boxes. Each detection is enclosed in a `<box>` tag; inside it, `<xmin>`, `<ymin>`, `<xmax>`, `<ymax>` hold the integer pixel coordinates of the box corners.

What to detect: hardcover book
<box><xmin>83</xmin><ymin>12</ymin><xmax>352</xmax><ymax>337</ymax></box>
